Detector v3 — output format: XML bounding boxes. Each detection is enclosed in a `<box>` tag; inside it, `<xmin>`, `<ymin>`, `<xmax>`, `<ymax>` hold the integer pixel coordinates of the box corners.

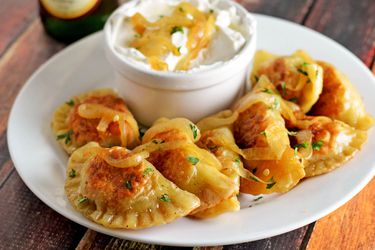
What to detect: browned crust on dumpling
<box><xmin>144</xmin><ymin>129</ymin><xmax>189</xmax><ymax>143</ymax></box>
<box><xmin>233</xmin><ymin>102</ymin><xmax>269</xmax><ymax>148</ymax></box>
<box><xmin>69</xmin><ymin>95</ymin><xmax>132</xmax><ymax>147</ymax></box>
<box><xmin>147</xmin><ymin>149</ymin><xmax>194</xmax><ymax>186</ymax></box>
<box><xmin>257</xmin><ymin>58</ymin><xmax>302</xmax><ymax>101</ymax></box>
<box><xmin>65</xmin><ymin>142</ymin><xmax>200</xmax><ymax>229</ymax></box>
<box><xmin>84</xmin><ymin>156</ymin><xmax>147</xmax><ymax>211</ymax></box>
<box><xmin>310</xmin><ymin>61</ymin><xmax>345</xmax><ymax>117</ymax></box>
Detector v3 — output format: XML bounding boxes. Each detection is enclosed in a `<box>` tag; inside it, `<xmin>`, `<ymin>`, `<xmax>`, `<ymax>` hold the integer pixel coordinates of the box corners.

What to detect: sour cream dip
<box><xmin>108</xmin><ymin>0</ymin><xmax>252</xmax><ymax>72</ymax></box>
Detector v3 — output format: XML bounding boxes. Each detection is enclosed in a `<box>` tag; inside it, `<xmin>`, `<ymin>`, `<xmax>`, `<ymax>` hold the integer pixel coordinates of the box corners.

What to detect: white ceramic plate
<box><xmin>8</xmin><ymin>14</ymin><xmax>375</xmax><ymax>246</ymax></box>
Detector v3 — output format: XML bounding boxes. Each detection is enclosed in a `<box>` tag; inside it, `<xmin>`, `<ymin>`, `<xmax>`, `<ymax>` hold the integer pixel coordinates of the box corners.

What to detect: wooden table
<box><xmin>1</xmin><ymin>0</ymin><xmax>374</xmax><ymax>249</ymax></box>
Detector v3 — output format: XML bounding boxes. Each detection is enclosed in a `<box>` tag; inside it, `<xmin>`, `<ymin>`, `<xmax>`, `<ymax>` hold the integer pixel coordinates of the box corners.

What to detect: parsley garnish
<box><xmin>260</xmin><ymin>131</ymin><xmax>267</xmax><ymax>136</ymax></box>
<box><xmin>160</xmin><ymin>194</ymin><xmax>171</xmax><ymax>202</ymax></box>
<box><xmin>134</xmin><ymin>33</ymin><xmax>141</xmax><ymax>38</ymax></box>
<box><xmin>66</xmin><ymin>99</ymin><xmax>74</xmax><ymax>106</ymax></box>
<box><xmin>78</xmin><ymin>197</ymin><xmax>88</xmax><ymax>204</ymax></box>
<box><xmin>124</xmin><ymin>180</ymin><xmax>132</xmax><ymax>190</ymax></box>
<box><xmin>187</xmin><ymin>156</ymin><xmax>199</xmax><ymax>165</ymax></box>
<box><xmin>298</xmin><ymin>63</ymin><xmax>311</xmax><ymax>83</ymax></box>
<box><xmin>262</xmin><ymin>88</ymin><xmax>273</xmax><ymax>94</ymax></box>
<box><xmin>234</xmin><ymin>157</ymin><xmax>241</xmax><ymax>165</ymax></box>
<box><xmin>253</xmin><ymin>196</ymin><xmax>263</xmax><ymax>202</ymax></box>
<box><xmin>179</xmin><ymin>7</ymin><xmax>185</xmax><ymax>13</ymax></box>
<box><xmin>294</xmin><ymin>142</ymin><xmax>309</xmax><ymax>156</ymax></box>
<box><xmin>295</xmin><ymin>142</ymin><xmax>309</xmax><ymax>149</ymax></box>
<box><xmin>177</xmin><ymin>46</ymin><xmax>182</xmax><ymax>53</ymax></box>
<box><xmin>289</xmin><ymin>97</ymin><xmax>298</xmax><ymax>103</ymax></box>
<box><xmin>281</xmin><ymin>82</ymin><xmax>287</xmax><ymax>95</ymax></box>
<box><xmin>209</xmin><ymin>9</ymin><xmax>214</xmax><ymax>13</ymax></box>
<box><xmin>69</xmin><ymin>169</ymin><xmax>76</xmax><ymax>178</ymax></box>
<box><xmin>57</xmin><ymin>130</ymin><xmax>74</xmax><ymax>145</ymax></box>
<box><xmin>190</xmin><ymin>124</ymin><xmax>198</xmax><ymax>139</ymax></box>
<box><xmin>312</xmin><ymin>140</ymin><xmax>324</xmax><ymax>151</ymax></box>
<box><xmin>171</xmin><ymin>26</ymin><xmax>184</xmax><ymax>35</ymax></box>
<box><xmin>254</xmin><ymin>75</ymin><xmax>259</xmax><ymax>82</ymax></box>
<box><xmin>143</xmin><ymin>167</ymin><xmax>153</xmax><ymax>176</ymax></box>
<box><xmin>266</xmin><ymin>177</ymin><xmax>276</xmax><ymax>189</ymax></box>
<box><xmin>159</xmin><ymin>15</ymin><xmax>164</xmax><ymax>19</ymax></box>
<box><xmin>297</xmin><ymin>68</ymin><xmax>309</xmax><ymax>77</ymax></box>
<box><xmin>250</xmin><ymin>176</ymin><xmax>260</xmax><ymax>183</ymax></box>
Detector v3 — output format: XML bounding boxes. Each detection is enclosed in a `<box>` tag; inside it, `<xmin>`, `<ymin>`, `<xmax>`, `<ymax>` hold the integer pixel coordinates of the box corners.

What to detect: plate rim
<box><xmin>7</xmin><ymin>14</ymin><xmax>375</xmax><ymax>246</ymax></box>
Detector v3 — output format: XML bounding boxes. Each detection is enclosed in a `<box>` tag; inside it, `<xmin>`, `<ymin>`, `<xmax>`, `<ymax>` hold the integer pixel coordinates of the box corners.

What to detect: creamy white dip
<box><xmin>109</xmin><ymin>0</ymin><xmax>252</xmax><ymax>72</ymax></box>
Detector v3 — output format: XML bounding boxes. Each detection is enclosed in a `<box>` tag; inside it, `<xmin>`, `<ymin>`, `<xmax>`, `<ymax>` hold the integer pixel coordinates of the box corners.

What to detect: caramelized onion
<box><xmin>129</xmin><ymin>2</ymin><xmax>216</xmax><ymax>71</ymax></box>
<box><xmin>197</xmin><ymin>110</ymin><xmax>239</xmax><ymax>133</ymax></box>
<box><xmin>100</xmin><ymin>150</ymin><xmax>149</xmax><ymax>168</ymax></box>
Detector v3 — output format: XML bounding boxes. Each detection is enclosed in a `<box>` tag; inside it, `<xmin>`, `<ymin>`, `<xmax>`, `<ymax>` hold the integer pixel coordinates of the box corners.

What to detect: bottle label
<box><xmin>40</xmin><ymin>0</ymin><xmax>100</xmax><ymax>19</ymax></box>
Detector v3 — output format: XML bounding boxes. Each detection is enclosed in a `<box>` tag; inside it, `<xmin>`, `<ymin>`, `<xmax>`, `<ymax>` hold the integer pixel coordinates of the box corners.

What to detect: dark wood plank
<box><xmin>224</xmin><ymin>226</ymin><xmax>311</xmax><ymax>250</ymax></box>
<box><xmin>0</xmin><ymin>171</ymin><xmax>87</xmax><ymax>249</ymax></box>
<box><xmin>76</xmin><ymin>230</ymin><xmax>194</xmax><ymax>250</ymax></box>
<box><xmin>306</xmin><ymin>61</ymin><xmax>375</xmax><ymax>250</ymax></box>
<box><xmin>237</xmin><ymin>0</ymin><xmax>315</xmax><ymax>23</ymax></box>
<box><xmin>306</xmin><ymin>178</ymin><xmax>375</xmax><ymax>250</ymax></box>
<box><xmin>302</xmin><ymin>0</ymin><xmax>375</xmax><ymax>248</ymax></box>
<box><xmin>76</xmin><ymin>230</ymin><xmax>113</xmax><ymax>250</ymax></box>
<box><xmin>0</xmin><ymin>18</ymin><xmax>65</xmax><ymax>179</ymax></box>
<box><xmin>0</xmin><ymin>0</ymin><xmax>38</xmax><ymax>56</ymax></box>
<box><xmin>0</xmin><ymin>19</ymin><xmax>64</xmax><ymax>118</ymax></box>
<box><xmin>304</xmin><ymin>0</ymin><xmax>375</xmax><ymax>66</ymax></box>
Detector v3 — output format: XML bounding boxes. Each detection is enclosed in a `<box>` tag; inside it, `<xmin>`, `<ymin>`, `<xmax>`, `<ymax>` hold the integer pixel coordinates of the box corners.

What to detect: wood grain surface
<box><xmin>0</xmin><ymin>0</ymin><xmax>374</xmax><ymax>249</ymax></box>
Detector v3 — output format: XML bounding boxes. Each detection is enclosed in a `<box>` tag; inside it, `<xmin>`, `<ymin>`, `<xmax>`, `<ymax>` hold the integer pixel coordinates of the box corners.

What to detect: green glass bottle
<box><xmin>39</xmin><ymin>0</ymin><xmax>119</xmax><ymax>43</ymax></box>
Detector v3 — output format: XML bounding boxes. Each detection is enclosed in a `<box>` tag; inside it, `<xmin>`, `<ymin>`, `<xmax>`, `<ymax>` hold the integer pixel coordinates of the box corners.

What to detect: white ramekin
<box><xmin>104</xmin><ymin>0</ymin><xmax>257</xmax><ymax>126</ymax></box>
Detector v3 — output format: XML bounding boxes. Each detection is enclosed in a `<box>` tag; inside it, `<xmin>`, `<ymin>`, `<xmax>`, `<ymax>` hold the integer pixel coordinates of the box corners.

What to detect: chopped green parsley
<box><xmin>187</xmin><ymin>156</ymin><xmax>199</xmax><ymax>165</ymax></box>
<box><xmin>254</xmin><ymin>75</ymin><xmax>259</xmax><ymax>82</ymax></box>
<box><xmin>312</xmin><ymin>140</ymin><xmax>324</xmax><ymax>151</ymax></box>
<box><xmin>266</xmin><ymin>177</ymin><xmax>276</xmax><ymax>189</ymax></box>
<box><xmin>171</xmin><ymin>26</ymin><xmax>184</xmax><ymax>35</ymax></box>
<box><xmin>295</xmin><ymin>142</ymin><xmax>309</xmax><ymax>149</ymax></box>
<box><xmin>57</xmin><ymin>130</ymin><xmax>74</xmax><ymax>145</ymax></box>
<box><xmin>143</xmin><ymin>167</ymin><xmax>154</xmax><ymax>176</ymax></box>
<box><xmin>66</xmin><ymin>99</ymin><xmax>74</xmax><ymax>106</ymax></box>
<box><xmin>262</xmin><ymin>88</ymin><xmax>273</xmax><ymax>94</ymax></box>
<box><xmin>281</xmin><ymin>82</ymin><xmax>287</xmax><ymax>95</ymax></box>
<box><xmin>190</xmin><ymin>124</ymin><xmax>198</xmax><ymax>139</ymax></box>
<box><xmin>78</xmin><ymin>197</ymin><xmax>88</xmax><ymax>204</ymax></box>
<box><xmin>253</xmin><ymin>196</ymin><xmax>263</xmax><ymax>202</ymax></box>
<box><xmin>289</xmin><ymin>97</ymin><xmax>298</xmax><ymax>103</ymax></box>
<box><xmin>124</xmin><ymin>180</ymin><xmax>132</xmax><ymax>190</ymax></box>
<box><xmin>297</xmin><ymin>68</ymin><xmax>309</xmax><ymax>77</ymax></box>
<box><xmin>160</xmin><ymin>194</ymin><xmax>171</xmax><ymax>202</ymax></box>
<box><xmin>69</xmin><ymin>169</ymin><xmax>76</xmax><ymax>178</ymax></box>
<box><xmin>234</xmin><ymin>157</ymin><xmax>241</xmax><ymax>165</ymax></box>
